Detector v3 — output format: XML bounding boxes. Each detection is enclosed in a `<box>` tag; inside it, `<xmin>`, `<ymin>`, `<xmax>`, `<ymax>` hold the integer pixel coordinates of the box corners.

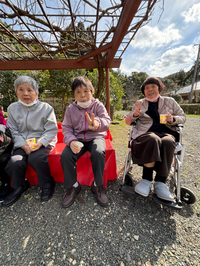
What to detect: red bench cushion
<box><xmin>25</xmin><ymin>139</ymin><xmax>117</xmax><ymax>187</ymax></box>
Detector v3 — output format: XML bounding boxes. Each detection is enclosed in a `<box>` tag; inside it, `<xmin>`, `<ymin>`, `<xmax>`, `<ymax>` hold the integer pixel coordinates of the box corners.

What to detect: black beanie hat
<box><xmin>141</xmin><ymin>77</ymin><xmax>164</xmax><ymax>95</ymax></box>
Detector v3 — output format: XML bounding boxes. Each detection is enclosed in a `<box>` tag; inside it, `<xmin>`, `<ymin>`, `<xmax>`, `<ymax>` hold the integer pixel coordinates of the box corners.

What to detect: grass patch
<box><xmin>110</xmin><ymin>120</ymin><xmax>130</xmax><ymax>145</ymax></box>
<box><xmin>186</xmin><ymin>114</ymin><xmax>200</xmax><ymax>118</ymax></box>
<box><xmin>109</xmin><ymin>120</ymin><xmax>131</xmax><ymax>159</ymax></box>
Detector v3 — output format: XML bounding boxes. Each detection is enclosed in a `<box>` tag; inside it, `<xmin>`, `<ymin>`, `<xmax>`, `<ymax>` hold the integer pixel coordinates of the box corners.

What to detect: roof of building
<box><xmin>176</xmin><ymin>81</ymin><xmax>200</xmax><ymax>95</ymax></box>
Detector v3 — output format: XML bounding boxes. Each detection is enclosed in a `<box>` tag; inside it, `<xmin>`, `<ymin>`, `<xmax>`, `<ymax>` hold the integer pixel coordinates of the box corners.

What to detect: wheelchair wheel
<box><xmin>124</xmin><ymin>173</ymin><xmax>134</xmax><ymax>187</ymax></box>
<box><xmin>180</xmin><ymin>187</ymin><xmax>196</xmax><ymax>204</ymax></box>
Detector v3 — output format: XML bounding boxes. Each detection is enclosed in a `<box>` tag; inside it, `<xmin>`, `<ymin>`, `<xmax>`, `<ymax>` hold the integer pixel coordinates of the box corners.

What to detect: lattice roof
<box><xmin>0</xmin><ymin>0</ymin><xmax>159</xmax><ymax>70</ymax></box>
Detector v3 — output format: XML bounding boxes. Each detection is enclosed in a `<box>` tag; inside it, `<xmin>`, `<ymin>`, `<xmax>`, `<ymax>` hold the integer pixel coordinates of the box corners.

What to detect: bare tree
<box><xmin>0</xmin><ymin>0</ymin><xmax>160</xmax><ymax>96</ymax></box>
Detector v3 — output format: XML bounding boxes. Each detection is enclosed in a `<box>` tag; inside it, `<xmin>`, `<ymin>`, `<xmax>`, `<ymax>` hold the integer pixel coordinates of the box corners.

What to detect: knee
<box><xmin>149</xmin><ymin>134</ymin><xmax>162</xmax><ymax>146</ymax></box>
<box><xmin>91</xmin><ymin>148</ymin><xmax>105</xmax><ymax>160</ymax></box>
<box><xmin>162</xmin><ymin>138</ymin><xmax>175</xmax><ymax>149</ymax></box>
<box><xmin>28</xmin><ymin>152</ymin><xmax>48</xmax><ymax>165</ymax></box>
<box><xmin>6</xmin><ymin>155</ymin><xmax>25</xmax><ymax>169</ymax></box>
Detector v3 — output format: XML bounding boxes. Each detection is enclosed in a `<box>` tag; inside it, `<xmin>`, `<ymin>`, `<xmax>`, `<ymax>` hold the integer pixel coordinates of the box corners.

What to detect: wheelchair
<box><xmin>120</xmin><ymin>122</ymin><xmax>196</xmax><ymax>209</ymax></box>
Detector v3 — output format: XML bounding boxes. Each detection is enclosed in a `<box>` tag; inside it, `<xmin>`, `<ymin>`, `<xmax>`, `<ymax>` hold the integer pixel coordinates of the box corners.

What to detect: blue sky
<box><xmin>119</xmin><ymin>0</ymin><xmax>200</xmax><ymax>78</ymax></box>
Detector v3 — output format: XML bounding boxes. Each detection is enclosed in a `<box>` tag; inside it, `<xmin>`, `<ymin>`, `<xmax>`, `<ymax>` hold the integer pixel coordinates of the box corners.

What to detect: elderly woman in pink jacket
<box><xmin>0</xmin><ymin>109</ymin><xmax>13</xmax><ymax>202</ymax></box>
<box><xmin>125</xmin><ymin>77</ymin><xmax>186</xmax><ymax>202</ymax></box>
<box><xmin>61</xmin><ymin>76</ymin><xmax>111</xmax><ymax>208</ymax></box>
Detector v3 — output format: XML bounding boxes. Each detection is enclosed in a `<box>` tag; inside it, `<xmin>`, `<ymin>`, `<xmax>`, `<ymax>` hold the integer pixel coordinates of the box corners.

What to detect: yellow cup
<box><xmin>160</xmin><ymin>114</ymin><xmax>167</xmax><ymax>124</ymax></box>
<box><xmin>26</xmin><ymin>138</ymin><xmax>36</xmax><ymax>148</ymax></box>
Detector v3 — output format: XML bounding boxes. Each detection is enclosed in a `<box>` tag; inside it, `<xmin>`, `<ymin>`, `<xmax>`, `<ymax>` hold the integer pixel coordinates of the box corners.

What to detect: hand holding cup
<box><xmin>70</xmin><ymin>141</ymin><xmax>84</xmax><ymax>154</ymax></box>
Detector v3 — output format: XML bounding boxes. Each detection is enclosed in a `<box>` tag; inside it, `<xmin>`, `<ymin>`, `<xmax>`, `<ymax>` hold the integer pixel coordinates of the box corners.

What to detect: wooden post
<box><xmin>106</xmin><ymin>68</ymin><xmax>110</xmax><ymax>115</ymax></box>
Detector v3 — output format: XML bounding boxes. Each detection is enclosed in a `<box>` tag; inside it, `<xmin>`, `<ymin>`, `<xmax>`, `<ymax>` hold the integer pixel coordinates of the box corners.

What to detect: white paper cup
<box><xmin>75</xmin><ymin>141</ymin><xmax>84</xmax><ymax>152</ymax></box>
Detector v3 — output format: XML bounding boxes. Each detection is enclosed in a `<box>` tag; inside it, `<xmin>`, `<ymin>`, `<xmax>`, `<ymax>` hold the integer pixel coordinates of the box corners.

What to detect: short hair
<box><xmin>71</xmin><ymin>76</ymin><xmax>95</xmax><ymax>94</ymax></box>
<box><xmin>14</xmin><ymin>76</ymin><xmax>38</xmax><ymax>93</ymax></box>
<box><xmin>141</xmin><ymin>77</ymin><xmax>164</xmax><ymax>95</ymax></box>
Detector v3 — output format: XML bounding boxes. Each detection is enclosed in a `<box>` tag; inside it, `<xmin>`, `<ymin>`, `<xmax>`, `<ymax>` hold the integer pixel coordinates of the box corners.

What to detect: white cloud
<box><xmin>130</xmin><ymin>24</ymin><xmax>182</xmax><ymax>49</ymax></box>
<box><xmin>181</xmin><ymin>3</ymin><xmax>200</xmax><ymax>22</ymax></box>
<box><xmin>119</xmin><ymin>63</ymin><xmax>138</xmax><ymax>76</ymax></box>
<box><xmin>149</xmin><ymin>45</ymin><xmax>197</xmax><ymax>77</ymax></box>
<box><xmin>194</xmin><ymin>35</ymin><xmax>200</xmax><ymax>44</ymax></box>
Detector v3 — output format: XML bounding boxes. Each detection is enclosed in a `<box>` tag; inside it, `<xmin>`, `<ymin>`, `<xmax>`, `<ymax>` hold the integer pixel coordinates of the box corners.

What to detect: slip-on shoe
<box><xmin>62</xmin><ymin>182</ymin><xmax>81</xmax><ymax>208</ymax></box>
<box><xmin>0</xmin><ymin>183</ymin><xmax>11</xmax><ymax>203</ymax></box>
<box><xmin>154</xmin><ymin>181</ymin><xmax>174</xmax><ymax>201</ymax></box>
<box><xmin>135</xmin><ymin>179</ymin><xmax>152</xmax><ymax>197</ymax></box>
<box><xmin>91</xmin><ymin>181</ymin><xmax>109</xmax><ymax>207</ymax></box>
<box><xmin>2</xmin><ymin>179</ymin><xmax>30</xmax><ymax>207</ymax></box>
<box><xmin>41</xmin><ymin>176</ymin><xmax>55</xmax><ymax>202</ymax></box>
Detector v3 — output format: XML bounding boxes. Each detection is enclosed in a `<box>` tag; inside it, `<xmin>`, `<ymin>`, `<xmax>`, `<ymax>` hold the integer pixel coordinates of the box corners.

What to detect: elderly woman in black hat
<box><xmin>2</xmin><ymin>76</ymin><xmax>58</xmax><ymax>207</ymax></box>
<box><xmin>125</xmin><ymin>77</ymin><xmax>186</xmax><ymax>201</ymax></box>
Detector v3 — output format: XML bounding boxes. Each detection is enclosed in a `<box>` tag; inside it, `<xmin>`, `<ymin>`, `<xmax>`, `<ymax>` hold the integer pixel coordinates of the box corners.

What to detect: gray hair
<box><xmin>14</xmin><ymin>76</ymin><xmax>39</xmax><ymax>93</ymax></box>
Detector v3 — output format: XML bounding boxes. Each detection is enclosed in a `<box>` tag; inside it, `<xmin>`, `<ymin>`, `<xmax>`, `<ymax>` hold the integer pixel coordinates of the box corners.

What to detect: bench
<box><xmin>25</xmin><ymin>123</ymin><xmax>117</xmax><ymax>187</ymax></box>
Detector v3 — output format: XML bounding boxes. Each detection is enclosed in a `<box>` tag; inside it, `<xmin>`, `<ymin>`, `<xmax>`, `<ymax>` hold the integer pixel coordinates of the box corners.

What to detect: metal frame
<box><xmin>0</xmin><ymin>0</ymin><xmax>159</xmax><ymax>70</ymax></box>
<box><xmin>120</xmin><ymin>124</ymin><xmax>196</xmax><ymax>208</ymax></box>
<box><xmin>0</xmin><ymin>0</ymin><xmax>159</xmax><ymax>114</ymax></box>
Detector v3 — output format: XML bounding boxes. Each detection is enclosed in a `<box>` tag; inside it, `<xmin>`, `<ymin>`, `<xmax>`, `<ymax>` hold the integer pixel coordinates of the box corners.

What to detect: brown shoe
<box><xmin>91</xmin><ymin>182</ymin><xmax>109</xmax><ymax>207</ymax></box>
<box><xmin>62</xmin><ymin>183</ymin><xmax>81</xmax><ymax>208</ymax></box>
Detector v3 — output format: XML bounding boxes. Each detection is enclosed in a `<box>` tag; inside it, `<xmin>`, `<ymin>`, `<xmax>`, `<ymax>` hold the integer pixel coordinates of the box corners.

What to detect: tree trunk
<box><xmin>94</xmin><ymin>54</ymin><xmax>105</xmax><ymax>99</ymax></box>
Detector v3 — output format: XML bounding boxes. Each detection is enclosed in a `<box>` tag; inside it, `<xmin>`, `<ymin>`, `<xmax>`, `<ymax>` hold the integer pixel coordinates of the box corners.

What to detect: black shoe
<box><xmin>0</xmin><ymin>183</ymin><xmax>11</xmax><ymax>203</ymax></box>
<box><xmin>2</xmin><ymin>179</ymin><xmax>30</xmax><ymax>207</ymax></box>
<box><xmin>41</xmin><ymin>176</ymin><xmax>55</xmax><ymax>202</ymax></box>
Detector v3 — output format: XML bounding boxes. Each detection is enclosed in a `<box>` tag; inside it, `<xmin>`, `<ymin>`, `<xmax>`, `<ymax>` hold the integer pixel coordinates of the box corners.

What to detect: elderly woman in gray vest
<box><xmin>125</xmin><ymin>77</ymin><xmax>186</xmax><ymax>202</ymax></box>
<box><xmin>2</xmin><ymin>76</ymin><xmax>58</xmax><ymax>207</ymax></box>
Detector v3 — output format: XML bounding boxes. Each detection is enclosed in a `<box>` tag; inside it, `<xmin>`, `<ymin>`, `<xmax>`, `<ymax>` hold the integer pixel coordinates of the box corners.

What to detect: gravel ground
<box><xmin>0</xmin><ymin>116</ymin><xmax>199</xmax><ymax>266</ymax></box>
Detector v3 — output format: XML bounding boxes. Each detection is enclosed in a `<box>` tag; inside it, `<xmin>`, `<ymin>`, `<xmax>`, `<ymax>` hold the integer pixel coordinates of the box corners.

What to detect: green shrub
<box><xmin>3</xmin><ymin>111</ymin><xmax>8</xmax><ymax>119</ymax></box>
<box><xmin>171</xmin><ymin>94</ymin><xmax>183</xmax><ymax>104</ymax></box>
<box><xmin>180</xmin><ymin>104</ymin><xmax>200</xmax><ymax>114</ymax></box>
<box><xmin>114</xmin><ymin>114</ymin><xmax>124</xmax><ymax>120</ymax></box>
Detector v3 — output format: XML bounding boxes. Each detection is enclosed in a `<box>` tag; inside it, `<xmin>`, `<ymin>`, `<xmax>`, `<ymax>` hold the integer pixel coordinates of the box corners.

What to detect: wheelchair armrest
<box><xmin>127</xmin><ymin>122</ymin><xmax>136</xmax><ymax>148</ymax></box>
<box><xmin>175</xmin><ymin>124</ymin><xmax>184</xmax><ymax>143</ymax></box>
<box><xmin>177</xmin><ymin>124</ymin><xmax>184</xmax><ymax>128</ymax></box>
<box><xmin>130</xmin><ymin>121</ymin><xmax>137</xmax><ymax>126</ymax></box>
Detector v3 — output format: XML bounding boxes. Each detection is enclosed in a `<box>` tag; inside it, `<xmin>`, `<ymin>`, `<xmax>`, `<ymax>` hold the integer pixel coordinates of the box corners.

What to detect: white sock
<box><xmin>94</xmin><ymin>181</ymin><xmax>97</xmax><ymax>186</ymax></box>
<box><xmin>73</xmin><ymin>181</ymin><xmax>79</xmax><ymax>188</ymax></box>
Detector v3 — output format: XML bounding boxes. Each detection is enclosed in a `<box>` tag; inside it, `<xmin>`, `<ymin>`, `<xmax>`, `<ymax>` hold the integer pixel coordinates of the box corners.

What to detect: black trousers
<box><xmin>0</xmin><ymin>143</ymin><xmax>13</xmax><ymax>184</ymax></box>
<box><xmin>5</xmin><ymin>146</ymin><xmax>52</xmax><ymax>189</ymax></box>
<box><xmin>60</xmin><ymin>138</ymin><xmax>106</xmax><ymax>189</ymax></box>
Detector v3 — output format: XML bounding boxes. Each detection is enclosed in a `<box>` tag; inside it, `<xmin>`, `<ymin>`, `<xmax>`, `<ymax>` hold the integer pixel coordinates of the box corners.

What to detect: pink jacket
<box><xmin>62</xmin><ymin>99</ymin><xmax>111</xmax><ymax>145</ymax></box>
<box><xmin>0</xmin><ymin>110</ymin><xmax>7</xmax><ymax>126</ymax></box>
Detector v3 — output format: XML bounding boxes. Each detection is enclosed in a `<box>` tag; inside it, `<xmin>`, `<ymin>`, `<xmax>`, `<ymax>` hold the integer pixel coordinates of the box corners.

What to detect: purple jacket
<box><xmin>62</xmin><ymin>99</ymin><xmax>111</xmax><ymax>145</ymax></box>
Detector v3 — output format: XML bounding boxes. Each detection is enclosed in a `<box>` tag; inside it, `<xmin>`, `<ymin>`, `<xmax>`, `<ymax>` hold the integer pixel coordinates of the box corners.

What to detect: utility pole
<box><xmin>189</xmin><ymin>44</ymin><xmax>200</xmax><ymax>103</ymax></box>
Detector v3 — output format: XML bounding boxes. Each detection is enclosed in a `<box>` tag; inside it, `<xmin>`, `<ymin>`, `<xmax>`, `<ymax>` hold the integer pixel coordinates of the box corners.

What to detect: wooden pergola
<box><xmin>0</xmin><ymin>0</ymin><xmax>159</xmax><ymax>114</ymax></box>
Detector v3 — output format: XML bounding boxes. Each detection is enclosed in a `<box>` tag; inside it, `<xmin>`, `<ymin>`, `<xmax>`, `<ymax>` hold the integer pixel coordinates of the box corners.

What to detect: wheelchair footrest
<box><xmin>120</xmin><ymin>184</ymin><xmax>136</xmax><ymax>195</ymax></box>
<box><xmin>152</xmin><ymin>193</ymin><xmax>182</xmax><ymax>209</ymax></box>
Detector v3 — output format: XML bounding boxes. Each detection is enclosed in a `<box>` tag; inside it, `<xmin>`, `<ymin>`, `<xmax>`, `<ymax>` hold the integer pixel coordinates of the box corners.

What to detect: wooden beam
<box><xmin>106</xmin><ymin>0</ymin><xmax>142</xmax><ymax>67</ymax></box>
<box><xmin>0</xmin><ymin>58</ymin><xmax>121</xmax><ymax>70</ymax></box>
